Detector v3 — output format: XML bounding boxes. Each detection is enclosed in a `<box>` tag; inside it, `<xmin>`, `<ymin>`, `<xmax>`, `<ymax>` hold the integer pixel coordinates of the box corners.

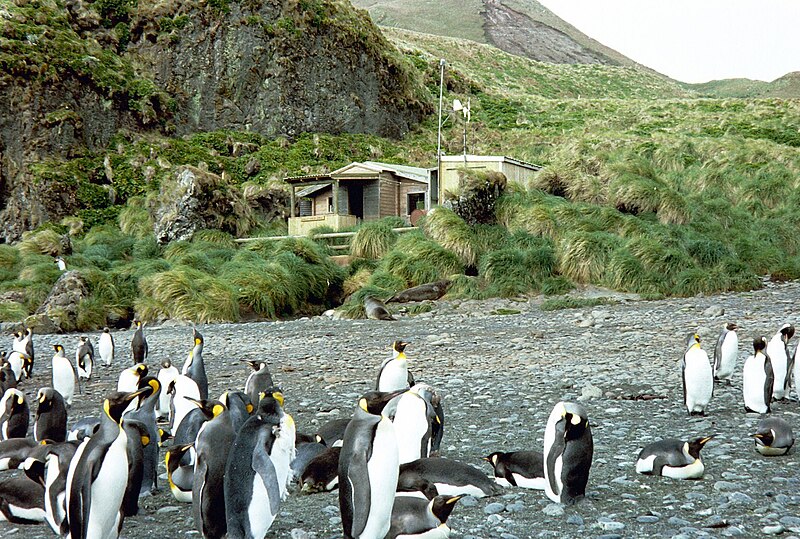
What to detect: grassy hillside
<box><xmin>690</xmin><ymin>72</ymin><xmax>800</xmax><ymax>98</ymax></box>
<box><xmin>3</xmin><ymin>28</ymin><xmax>800</xmax><ymax>326</ymax></box>
<box><xmin>351</xmin><ymin>0</ymin><xmax>639</xmax><ymax>67</ymax></box>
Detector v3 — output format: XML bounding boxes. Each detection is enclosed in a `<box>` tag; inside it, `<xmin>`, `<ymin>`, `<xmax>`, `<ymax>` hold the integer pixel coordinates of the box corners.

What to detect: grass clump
<box><xmin>136</xmin><ymin>266</ymin><xmax>239</xmax><ymax>323</ymax></box>
<box><xmin>351</xmin><ymin>220</ymin><xmax>399</xmax><ymax>259</ymax></box>
<box><xmin>540</xmin><ymin>297</ymin><xmax>620</xmax><ymax>311</ymax></box>
<box><xmin>421</xmin><ymin>208</ymin><xmax>479</xmax><ymax>267</ymax></box>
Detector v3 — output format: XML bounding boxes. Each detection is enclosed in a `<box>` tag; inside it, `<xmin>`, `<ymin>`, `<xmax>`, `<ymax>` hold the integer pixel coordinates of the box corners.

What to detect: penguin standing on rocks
<box><xmin>483</xmin><ymin>451</ymin><xmax>546</xmax><ymax>490</ymax></box>
<box><xmin>51</xmin><ymin>345</ymin><xmax>77</xmax><ymax>408</ymax></box>
<box><xmin>5</xmin><ymin>351</ymin><xmax>29</xmax><ymax>382</ymax></box>
<box><xmin>75</xmin><ymin>335</ymin><xmax>95</xmax><ymax>381</ymax></box>
<box><xmin>224</xmin><ymin>391</ymin><xmax>295</xmax><ymax>539</ymax></box>
<box><xmin>713</xmin><ymin>323</ymin><xmax>738</xmax><ymax>384</ymax></box>
<box><xmin>338</xmin><ymin>390</ymin><xmax>405</xmax><ymax>539</ymax></box>
<box><xmin>385</xmin><ymin>494</ymin><xmax>463</xmax><ymax>539</ymax></box>
<box><xmin>751</xmin><ymin>416</ymin><xmax>795</xmax><ymax>456</ymax></box>
<box><xmin>682</xmin><ymin>333</ymin><xmax>713</xmax><ymax>415</ymax></box>
<box><xmin>99</xmin><ymin>327</ymin><xmax>115</xmax><ymax>367</ymax></box>
<box><xmin>156</xmin><ymin>359</ymin><xmax>179</xmax><ymax>421</ymax></box>
<box><xmin>34</xmin><ymin>388</ymin><xmax>67</xmax><ymax>443</ymax></box>
<box><xmin>743</xmin><ymin>337</ymin><xmax>774</xmax><ymax>414</ymax></box>
<box><xmin>635</xmin><ymin>435</ymin><xmax>715</xmax><ymax>479</ymax></box>
<box><xmin>131</xmin><ymin>320</ymin><xmax>148</xmax><ymax>364</ymax></box>
<box><xmin>182</xmin><ymin>328</ymin><xmax>208</xmax><ymax>400</ymax></box>
<box><xmin>64</xmin><ymin>388</ymin><xmax>149</xmax><ymax>539</ymax></box>
<box><xmin>392</xmin><ymin>386</ymin><xmax>439</xmax><ymax>465</ymax></box>
<box><xmin>123</xmin><ymin>377</ymin><xmax>161</xmax><ymax>496</ymax></box>
<box><xmin>193</xmin><ymin>400</ymin><xmax>235</xmax><ymax>539</ymax></box>
<box><xmin>121</xmin><ymin>419</ymin><xmax>149</xmax><ymax>517</ymax></box>
<box><xmin>243</xmin><ymin>360</ymin><xmax>274</xmax><ymax>409</ymax></box>
<box><xmin>0</xmin><ymin>388</ymin><xmax>29</xmax><ymax>440</ymax></box>
<box><xmin>767</xmin><ymin>324</ymin><xmax>794</xmax><ymax>400</ymax></box>
<box><xmin>376</xmin><ymin>341</ymin><xmax>413</xmax><ymax>392</ymax></box>
<box><xmin>14</xmin><ymin>328</ymin><xmax>34</xmax><ymax>378</ymax></box>
<box><xmin>543</xmin><ymin>401</ymin><xmax>593</xmax><ymax>505</ymax></box>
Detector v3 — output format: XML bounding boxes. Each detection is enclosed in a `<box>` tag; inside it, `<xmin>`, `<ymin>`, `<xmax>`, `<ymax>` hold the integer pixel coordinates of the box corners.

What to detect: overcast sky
<box><xmin>536</xmin><ymin>0</ymin><xmax>800</xmax><ymax>83</ymax></box>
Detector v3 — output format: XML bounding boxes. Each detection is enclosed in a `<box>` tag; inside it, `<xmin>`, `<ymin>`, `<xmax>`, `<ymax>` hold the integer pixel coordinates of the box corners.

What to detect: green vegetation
<box><xmin>540</xmin><ymin>297</ymin><xmax>620</xmax><ymax>311</ymax></box>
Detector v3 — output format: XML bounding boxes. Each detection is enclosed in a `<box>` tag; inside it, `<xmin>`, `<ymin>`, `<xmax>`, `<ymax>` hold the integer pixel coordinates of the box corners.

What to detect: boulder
<box><xmin>34</xmin><ymin>270</ymin><xmax>89</xmax><ymax>333</ymax></box>
<box><xmin>150</xmin><ymin>166</ymin><xmax>258</xmax><ymax>244</ymax></box>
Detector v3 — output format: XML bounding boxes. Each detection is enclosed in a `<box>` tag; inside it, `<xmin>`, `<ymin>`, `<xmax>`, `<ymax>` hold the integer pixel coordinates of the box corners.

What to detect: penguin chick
<box><xmin>636</xmin><ymin>435</ymin><xmax>715</xmax><ymax>479</ymax></box>
<box><xmin>682</xmin><ymin>333</ymin><xmax>713</xmax><ymax>416</ymax></box>
<box><xmin>300</xmin><ymin>446</ymin><xmax>341</xmax><ymax>494</ymax></box>
<box><xmin>483</xmin><ymin>451</ymin><xmax>546</xmax><ymax>490</ymax></box>
<box><xmin>386</xmin><ymin>494</ymin><xmax>463</xmax><ymax>539</ymax></box>
<box><xmin>752</xmin><ymin>416</ymin><xmax>795</xmax><ymax>456</ymax></box>
<box><xmin>713</xmin><ymin>322</ymin><xmax>738</xmax><ymax>384</ymax></box>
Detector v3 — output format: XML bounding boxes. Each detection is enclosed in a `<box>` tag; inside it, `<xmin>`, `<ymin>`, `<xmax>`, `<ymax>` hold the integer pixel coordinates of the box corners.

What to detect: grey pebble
<box><xmin>566</xmin><ymin>514</ymin><xmax>584</xmax><ymax>526</ymax></box>
<box><xmin>763</xmin><ymin>525</ymin><xmax>785</xmax><ymax>535</ymax></box>
<box><xmin>484</xmin><ymin>502</ymin><xmax>506</xmax><ymax>515</ymax></box>
<box><xmin>636</xmin><ymin>515</ymin><xmax>660</xmax><ymax>523</ymax></box>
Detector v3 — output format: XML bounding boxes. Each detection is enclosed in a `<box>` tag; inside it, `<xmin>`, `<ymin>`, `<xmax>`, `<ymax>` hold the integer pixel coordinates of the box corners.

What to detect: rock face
<box><xmin>0</xmin><ymin>0</ymin><xmax>430</xmax><ymax>241</ymax></box>
<box><xmin>32</xmin><ymin>270</ymin><xmax>89</xmax><ymax>333</ymax></box>
<box><xmin>151</xmin><ymin>166</ymin><xmax>257</xmax><ymax>244</ymax></box>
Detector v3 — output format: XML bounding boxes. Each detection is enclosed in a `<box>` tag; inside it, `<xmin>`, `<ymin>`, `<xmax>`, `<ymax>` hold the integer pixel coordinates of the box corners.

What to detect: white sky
<box><xmin>536</xmin><ymin>0</ymin><xmax>800</xmax><ymax>83</ymax></box>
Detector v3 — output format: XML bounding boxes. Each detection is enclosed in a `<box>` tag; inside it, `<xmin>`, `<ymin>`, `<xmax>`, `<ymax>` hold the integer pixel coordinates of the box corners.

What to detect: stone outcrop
<box><xmin>31</xmin><ymin>270</ymin><xmax>89</xmax><ymax>333</ymax></box>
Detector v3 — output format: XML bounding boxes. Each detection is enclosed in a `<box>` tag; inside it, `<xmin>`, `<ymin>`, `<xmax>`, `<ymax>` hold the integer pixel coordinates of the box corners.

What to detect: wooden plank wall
<box><xmin>363</xmin><ymin>181</ymin><xmax>380</xmax><ymax>220</ymax></box>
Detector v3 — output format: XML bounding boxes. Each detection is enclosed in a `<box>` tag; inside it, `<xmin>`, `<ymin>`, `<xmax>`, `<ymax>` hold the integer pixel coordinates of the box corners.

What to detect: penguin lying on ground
<box><xmin>0</xmin><ymin>438</ymin><xmax>39</xmax><ymax>470</ymax></box>
<box><xmin>291</xmin><ymin>441</ymin><xmax>327</xmax><ymax>484</ymax></box>
<box><xmin>300</xmin><ymin>446</ymin><xmax>341</xmax><ymax>493</ymax></box>
<box><xmin>165</xmin><ymin>443</ymin><xmax>194</xmax><ymax>503</ymax></box>
<box><xmin>385</xmin><ymin>494</ymin><xmax>463</xmax><ymax>539</ymax></box>
<box><xmin>0</xmin><ymin>476</ymin><xmax>46</xmax><ymax>524</ymax></box>
<box><xmin>752</xmin><ymin>416</ymin><xmax>795</xmax><ymax>456</ymax></box>
<box><xmin>635</xmin><ymin>435</ymin><xmax>715</xmax><ymax>479</ymax></box>
<box><xmin>22</xmin><ymin>440</ymin><xmax>80</xmax><ymax>534</ymax></box>
<box><xmin>398</xmin><ymin>457</ymin><xmax>502</xmax><ymax>499</ymax></box>
<box><xmin>483</xmin><ymin>450</ymin><xmax>546</xmax><ymax>490</ymax></box>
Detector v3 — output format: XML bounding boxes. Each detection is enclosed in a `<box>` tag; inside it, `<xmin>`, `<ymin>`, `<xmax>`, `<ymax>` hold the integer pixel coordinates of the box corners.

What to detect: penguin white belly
<box><xmin>684</xmin><ymin>350</ymin><xmax>713</xmax><ymax>412</ymax></box>
<box><xmin>0</xmin><ymin>504</ymin><xmax>46</xmax><ymax>522</ymax></box>
<box><xmin>171</xmin><ymin>377</ymin><xmax>201</xmax><ymax>433</ymax></box>
<box><xmin>767</xmin><ymin>340</ymin><xmax>788</xmax><ymax>399</ymax></box>
<box><xmin>86</xmin><ymin>433</ymin><xmax>128</xmax><ymax>539</ymax></box>
<box><xmin>393</xmin><ymin>396</ymin><xmax>428</xmax><ymax>465</ymax></box>
<box><xmin>0</xmin><ymin>458</ymin><xmax>9</xmax><ymax>470</ymax></box>
<box><xmin>43</xmin><ymin>454</ymin><xmax>64</xmax><ymax>533</ymax></box>
<box><xmin>493</xmin><ymin>477</ymin><xmax>512</xmax><ymax>488</ymax></box>
<box><xmin>378</xmin><ymin>361</ymin><xmax>408</xmax><ymax>392</ymax></box>
<box><xmin>716</xmin><ymin>336</ymin><xmax>738</xmax><ymax>379</ymax></box>
<box><xmin>360</xmin><ymin>417</ymin><xmax>399</xmax><ymax>539</ymax></box>
<box><xmin>397</xmin><ymin>524</ymin><xmax>451</xmax><ymax>539</ymax></box>
<box><xmin>9</xmin><ymin>355</ymin><xmax>23</xmax><ymax>381</ymax></box>
<box><xmin>743</xmin><ymin>357</ymin><xmax>768</xmax><ymax>413</ymax></box>
<box><xmin>156</xmin><ymin>367</ymin><xmax>179</xmax><ymax>418</ymax></box>
<box><xmin>509</xmin><ymin>474</ymin><xmax>546</xmax><ymax>490</ymax></box>
<box><xmin>272</xmin><ymin>414</ymin><xmax>297</xmax><ymax>500</ymax></box>
<box><xmin>53</xmin><ymin>363</ymin><xmax>75</xmax><ymax>405</ymax></box>
<box><xmin>247</xmin><ymin>473</ymin><xmax>277</xmax><ymax>538</ymax></box>
<box><xmin>635</xmin><ymin>455</ymin><xmax>657</xmax><ymax>474</ymax></box>
<box><xmin>99</xmin><ymin>336</ymin><xmax>113</xmax><ymax>366</ymax></box>
<box><xmin>755</xmin><ymin>444</ymin><xmax>790</xmax><ymax>456</ymax></box>
<box><xmin>794</xmin><ymin>358</ymin><xmax>800</xmax><ymax>400</ymax></box>
<box><xmin>434</xmin><ymin>482</ymin><xmax>487</xmax><ymax>497</ymax></box>
<box><xmin>661</xmin><ymin>459</ymin><xmax>704</xmax><ymax>479</ymax></box>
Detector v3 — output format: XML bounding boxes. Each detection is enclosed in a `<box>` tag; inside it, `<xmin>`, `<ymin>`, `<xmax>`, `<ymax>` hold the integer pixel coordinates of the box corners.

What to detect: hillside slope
<box><xmin>690</xmin><ymin>72</ymin><xmax>800</xmax><ymax>98</ymax></box>
<box><xmin>351</xmin><ymin>0</ymin><xmax>641</xmax><ymax>67</ymax></box>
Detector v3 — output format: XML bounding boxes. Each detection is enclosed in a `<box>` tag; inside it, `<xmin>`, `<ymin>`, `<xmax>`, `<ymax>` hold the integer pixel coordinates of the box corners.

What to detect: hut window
<box><xmin>407</xmin><ymin>193</ymin><xmax>425</xmax><ymax>214</ymax></box>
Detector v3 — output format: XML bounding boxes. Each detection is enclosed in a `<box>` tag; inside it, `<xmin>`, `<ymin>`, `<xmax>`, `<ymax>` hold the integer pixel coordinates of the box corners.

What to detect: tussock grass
<box><xmin>0</xmin><ymin>245</ymin><xmax>20</xmax><ymax>270</ymax></box>
<box><xmin>480</xmin><ymin>245</ymin><xmax>555</xmax><ymax>297</ymax></box>
<box><xmin>118</xmin><ymin>200</ymin><xmax>153</xmax><ymax>238</ymax></box>
<box><xmin>0</xmin><ymin>301</ymin><xmax>27</xmax><ymax>322</ymax></box>
<box><xmin>379</xmin><ymin>233</ymin><xmax>464</xmax><ymax>287</ymax></box>
<box><xmin>444</xmin><ymin>274</ymin><xmax>487</xmax><ymax>299</ymax></box>
<box><xmin>343</xmin><ymin>267</ymin><xmax>373</xmax><ymax>296</ymax></box>
<box><xmin>18</xmin><ymin>229</ymin><xmax>64</xmax><ymax>256</ymax></box>
<box><xmin>540</xmin><ymin>297</ymin><xmax>620</xmax><ymax>311</ymax></box>
<box><xmin>541</xmin><ymin>276</ymin><xmax>575</xmax><ymax>296</ymax></box>
<box><xmin>351</xmin><ymin>220</ymin><xmax>398</xmax><ymax>259</ymax></box>
<box><xmin>137</xmin><ymin>266</ymin><xmax>239</xmax><ymax>323</ymax></box>
<box><xmin>557</xmin><ymin>231</ymin><xmax>622</xmax><ymax>283</ymax></box>
<box><xmin>421</xmin><ymin>208</ymin><xmax>479</xmax><ymax>267</ymax></box>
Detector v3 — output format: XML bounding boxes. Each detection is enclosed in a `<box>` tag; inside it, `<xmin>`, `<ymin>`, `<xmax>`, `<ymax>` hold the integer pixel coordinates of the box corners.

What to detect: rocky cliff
<box><xmin>0</xmin><ymin>0</ymin><xmax>431</xmax><ymax>242</ymax></box>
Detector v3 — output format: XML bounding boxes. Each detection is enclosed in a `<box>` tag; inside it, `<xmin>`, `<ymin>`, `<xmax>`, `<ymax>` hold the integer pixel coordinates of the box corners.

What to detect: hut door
<box><xmin>348</xmin><ymin>184</ymin><xmax>364</xmax><ymax>219</ymax></box>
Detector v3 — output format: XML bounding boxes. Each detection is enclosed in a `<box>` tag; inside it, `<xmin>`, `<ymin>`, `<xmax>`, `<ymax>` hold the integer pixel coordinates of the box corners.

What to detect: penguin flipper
<box><xmin>764</xmin><ymin>359</ymin><xmax>775</xmax><ymax>410</ymax></box>
<box><xmin>251</xmin><ymin>431</ymin><xmax>280</xmax><ymax>516</ymax></box>
<box><xmin>343</xmin><ymin>451</ymin><xmax>372</xmax><ymax>538</ymax></box>
<box><xmin>68</xmin><ymin>450</ymin><xmax>103</xmax><ymax>539</ymax></box>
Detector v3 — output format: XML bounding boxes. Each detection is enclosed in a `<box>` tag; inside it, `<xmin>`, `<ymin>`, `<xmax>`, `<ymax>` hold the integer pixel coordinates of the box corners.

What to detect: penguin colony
<box><xmin>0</xmin><ymin>320</ymin><xmax>795</xmax><ymax>538</ymax></box>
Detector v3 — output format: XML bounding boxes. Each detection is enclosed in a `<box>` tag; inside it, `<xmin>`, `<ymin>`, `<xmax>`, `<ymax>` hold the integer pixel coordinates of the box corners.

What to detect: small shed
<box><xmin>286</xmin><ymin>161</ymin><xmax>430</xmax><ymax>236</ymax></box>
<box><xmin>438</xmin><ymin>155</ymin><xmax>541</xmax><ymax>201</ymax></box>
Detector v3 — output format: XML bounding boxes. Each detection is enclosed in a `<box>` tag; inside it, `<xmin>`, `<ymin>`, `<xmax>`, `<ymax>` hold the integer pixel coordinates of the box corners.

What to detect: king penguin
<box><xmin>0</xmin><ymin>476</ymin><xmax>46</xmax><ymax>524</ymax></box>
<box><xmin>243</xmin><ymin>360</ymin><xmax>274</xmax><ymax>409</ymax></box>
<box><xmin>385</xmin><ymin>494</ymin><xmax>463</xmax><ymax>539</ymax></box>
<box><xmin>165</xmin><ymin>443</ymin><xmax>195</xmax><ymax>503</ymax></box>
<box><xmin>743</xmin><ymin>337</ymin><xmax>774</xmax><ymax>414</ymax></box>
<box><xmin>15</xmin><ymin>328</ymin><xmax>34</xmax><ymax>378</ymax></box>
<box><xmin>0</xmin><ymin>388</ymin><xmax>29</xmax><ymax>440</ymax></box>
<box><xmin>156</xmin><ymin>359</ymin><xmax>179</xmax><ymax>421</ymax></box>
<box><xmin>64</xmin><ymin>387</ymin><xmax>149</xmax><ymax>539</ymax></box>
<box><xmin>392</xmin><ymin>385</ymin><xmax>439</xmax><ymax>465</ymax></box>
<box><xmin>398</xmin><ymin>457</ymin><xmax>502</xmax><ymax>498</ymax></box>
<box><xmin>99</xmin><ymin>327</ymin><xmax>115</xmax><ymax>367</ymax></box>
<box><xmin>131</xmin><ymin>319</ymin><xmax>148</xmax><ymax>364</ymax></box>
<box><xmin>713</xmin><ymin>322</ymin><xmax>738</xmax><ymax>384</ymax></box>
<box><xmin>767</xmin><ymin>324</ymin><xmax>794</xmax><ymax>400</ymax></box>
<box><xmin>121</xmin><ymin>419</ymin><xmax>148</xmax><ymax>517</ymax></box>
<box><xmin>123</xmin><ymin>377</ymin><xmax>161</xmax><ymax>496</ymax></box>
<box><xmin>34</xmin><ymin>388</ymin><xmax>67</xmax><ymax>443</ymax></box>
<box><xmin>682</xmin><ymin>333</ymin><xmax>713</xmax><ymax>415</ymax></box>
<box><xmin>224</xmin><ymin>391</ymin><xmax>296</xmax><ymax>539</ymax></box>
<box><xmin>751</xmin><ymin>416</ymin><xmax>795</xmax><ymax>456</ymax></box>
<box><xmin>339</xmin><ymin>390</ymin><xmax>405</xmax><ymax>539</ymax></box>
<box><xmin>75</xmin><ymin>335</ymin><xmax>94</xmax><ymax>381</ymax></box>
<box><xmin>22</xmin><ymin>439</ymin><xmax>80</xmax><ymax>535</ymax></box>
<box><xmin>182</xmin><ymin>328</ymin><xmax>208</xmax><ymax>400</ymax></box>
<box><xmin>51</xmin><ymin>344</ymin><xmax>77</xmax><ymax>408</ymax></box>
<box><xmin>543</xmin><ymin>401</ymin><xmax>593</xmax><ymax>505</ymax></box>
<box><xmin>376</xmin><ymin>341</ymin><xmax>413</xmax><ymax>392</ymax></box>
<box><xmin>193</xmin><ymin>400</ymin><xmax>235</xmax><ymax>539</ymax></box>
<box><xmin>483</xmin><ymin>450</ymin><xmax>546</xmax><ymax>490</ymax></box>
<box><xmin>635</xmin><ymin>435</ymin><xmax>714</xmax><ymax>479</ymax></box>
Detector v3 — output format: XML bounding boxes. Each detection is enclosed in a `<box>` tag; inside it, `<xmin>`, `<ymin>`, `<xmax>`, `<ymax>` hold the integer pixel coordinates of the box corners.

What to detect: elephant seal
<box><xmin>365</xmin><ymin>296</ymin><xmax>395</xmax><ymax>320</ymax></box>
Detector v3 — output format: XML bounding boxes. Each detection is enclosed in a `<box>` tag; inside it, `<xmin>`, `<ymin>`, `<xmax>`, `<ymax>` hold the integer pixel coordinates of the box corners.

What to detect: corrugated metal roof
<box><xmin>296</xmin><ymin>182</ymin><xmax>332</xmax><ymax>197</ymax></box>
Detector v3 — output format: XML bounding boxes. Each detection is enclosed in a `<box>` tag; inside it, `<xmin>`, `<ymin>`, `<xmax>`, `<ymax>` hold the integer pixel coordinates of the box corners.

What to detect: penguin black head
<box><xmin>430</xmin><ymin>495</ymin><xmax>464</xmax><ymax>524</ymax></box>
<box><xmin>359</xmin><ymin>389</ymin><xmax>407</xmax><ymax>415</ymax></box>
<box><xmin>5</xmin><ymin>389</ymin><xmax>25</xmax><ymax>411</ymax></box>
<box><xmin>52</xmin><ymin>344</ymin><xmax>64</xmax><ymax>354</ymax></box>
<box><xmin>482</xmin><ymin>452</ymin><xmax>503</xmax><ymax>466</ymax></box>
<box><xmin>165</xmin><ymin>443</ymin><xmax>194</xmax><ymax>475</ymax></box>
<box><xmin>751</xmin><ymin>430</ymin><xmax>775</xmax><ymax>447</ymax></box>
<box><xmin>161</xmin><ymin>359</ymin><xmax>172</xmax><ymax>369</ymax></box>
<box><xmin>753</xmin><ymin>336</ymin><xmax>768</xmax><ymax>354</ymax></box>
<box><xmin>780</xmin><ymin>324</ymin><xmax>795</xmax><ymax>343</ymax></box>
<box><xmin>103</xmin><ymin>327</ymin><xmax>110</xmax><ymax>333</ymax></box>
<box><xmin>103</xmin><ymin>388</ymin><xmax>151</xmax><ymax>423</ymax></box>
<box><xmin>184</xmin><ymin>396</ymin><xmax>226</xmax><ymax>419</ymax></box>
<box><xmin>133</xmin><ymin>363</ymin><xmax>148</xmax><ymax>377</ymax></box>
<box><xmin>37</xmin><ymin>388</ymin><xmax>55</xmax><ymax>411</ymax></box>
<box><xmin>255</xmin><ymin>390</ymin><xmax>284</xmax><ymax>419</ymax></box>
<box><xmin>192</xmin><ymin>328</ymin><xmax>204</xmax><ymax>346</ymax></box>
<box><xmin>392</xmin><ymin>340</ymin><xmax>409</xmax><ymax>355</ymax></box>
<box><xmin>725</xmin><ymin>322</ymin><xmax>738</xmax><ymax>331</ymax></box>
<box><xmin>560</xmin><ymin>402</ymin><xmax>590</xmax><ymax>440</ymax></box>
<box><xmin>687</xmin><ymin>435</ymin><xmax>714</xmax><ymax>458</ymax></box>
<box><xmin>242</xmin><ymin>359</ymin><xmax>265</xmax><ymax>372</ymax></box>
<box><xmin>139</xmin><ymin>376</ymin><xmax>160</xmax><ymax>396</ymax></box>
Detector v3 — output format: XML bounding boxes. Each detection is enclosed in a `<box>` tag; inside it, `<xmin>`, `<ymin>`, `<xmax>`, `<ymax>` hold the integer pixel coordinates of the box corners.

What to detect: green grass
<box><xmin>350</xmin><ymin>219</ymin><xmax>399</xmax><ymax>259</ymax></box>
<box><xmin>540</xmin><ymin>297</ymin><xmax>620</xmax><ymax>311</ymax></box>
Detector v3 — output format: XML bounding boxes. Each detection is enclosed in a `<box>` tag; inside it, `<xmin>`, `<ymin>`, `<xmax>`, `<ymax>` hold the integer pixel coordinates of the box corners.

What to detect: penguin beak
<box><xmin>750</xmin><ymin>433</ymin><xmax>764</xmax><ymax>439</ymax></box>
<box><xmin>183</xmin><ymin>396</ymin><xmax>204</xmax><ymax>408</ymax></box>
<box><xmin>699</xmin><ymin>435</ymin><xmax>716</xmax><ymax>445</ymax></box>
<box><xmin>125</xmin><ymin>387</ymin><xmax>151</xmax><ymax>402</ymax></box>
<box><xmin>446</xmin><ymin>495</ymin><xmax>464</xmax><ymax>504</ymax></box>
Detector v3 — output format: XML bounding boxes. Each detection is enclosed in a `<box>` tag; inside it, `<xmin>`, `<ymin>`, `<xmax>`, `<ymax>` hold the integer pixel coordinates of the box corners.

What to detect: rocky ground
<box><xmin>2</xmin><ymin>281</ymin><xmax>800</xmax><ymax>538</ymax></box>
